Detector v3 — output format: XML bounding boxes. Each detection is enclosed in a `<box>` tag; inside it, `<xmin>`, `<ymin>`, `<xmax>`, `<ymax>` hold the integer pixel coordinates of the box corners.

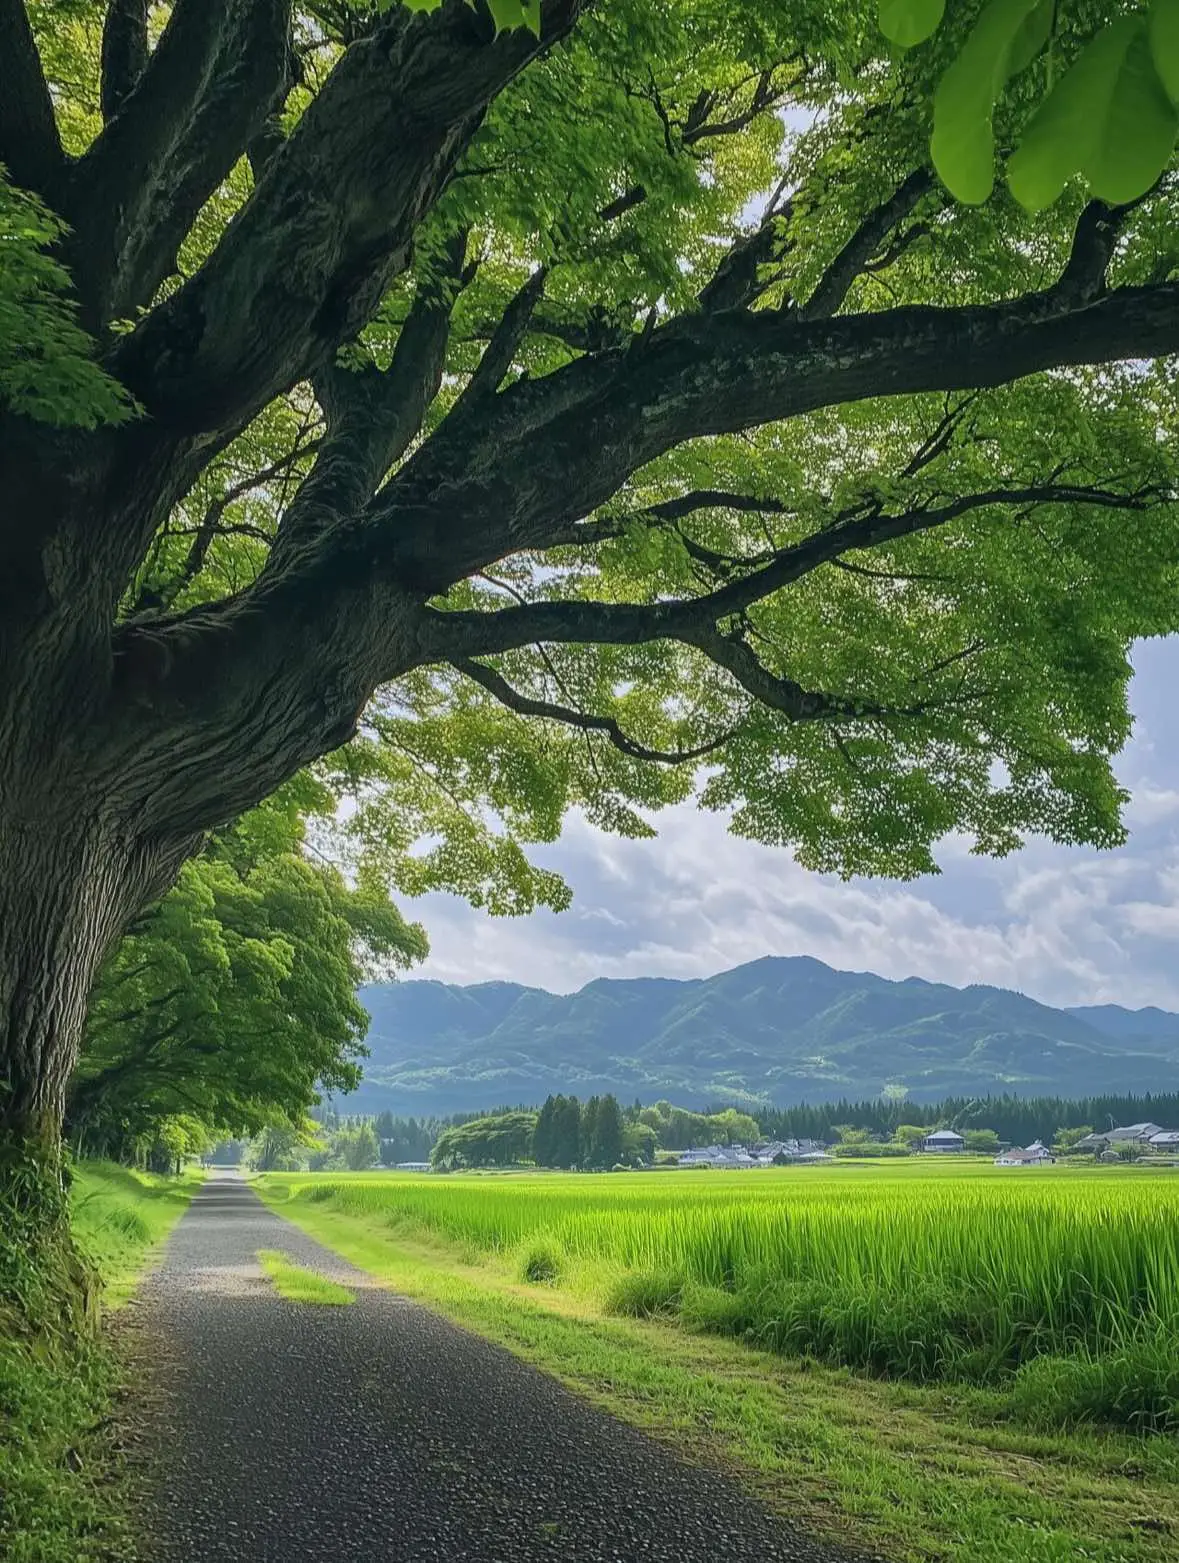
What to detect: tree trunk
<box><xmin>0</xmin><ymin>810</ymin><xmax>180</xmax><ymax>1146</ymax></box>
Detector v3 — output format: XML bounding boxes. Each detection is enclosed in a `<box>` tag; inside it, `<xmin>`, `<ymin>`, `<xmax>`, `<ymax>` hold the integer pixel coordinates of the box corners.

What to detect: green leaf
<box><xmin>879</xmin><ymin>0</ymin><xmax>945</xmax><ymax>48</ymax></box>
<box><xmin>1084</xmin><ymin>28</ymin><xmax>1179</xmax><ymax>204</ymax></box>
<box><xmin>1008</xmin><ymin>18</ymin><xmax>1171</xmax><ymax>210</ymax></box>
<box><xmin>931</xmin><ymin>0</ymin><xmax>1041</xmax><ymax>203</ymax></box>
<box><xmin>486</xmin><ymin>0</ymin><xmax>528</xmax><ymax>34</ymax></box>
<box><xmin>1008</xmin><ymin>0</ymin><xmax>1055</xmax><ymax>75</ymax></box>
<box><xmin>1150</xmin><ymin>0</ymin><xmax>1179</xmax><ymax>103</ymax></box>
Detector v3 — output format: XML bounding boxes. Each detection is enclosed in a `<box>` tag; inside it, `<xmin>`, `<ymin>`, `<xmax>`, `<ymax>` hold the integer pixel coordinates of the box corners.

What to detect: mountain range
<box><xmin>342</xmin><ymin>956</ymin><xmax>1179</xmax><ymax>1115</ymax></box>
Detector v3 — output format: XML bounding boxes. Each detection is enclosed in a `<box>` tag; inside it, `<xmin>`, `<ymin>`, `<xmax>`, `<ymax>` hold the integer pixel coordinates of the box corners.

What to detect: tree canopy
<box><xmin>4</xmin><ymin>0</ymin><xmax>1179</xmax><ymax>1141</ymax></box>
<box><xmin>66</xmin><ymin>780</ymin><xmax>425</xmax><ymax>1160</ymax></box>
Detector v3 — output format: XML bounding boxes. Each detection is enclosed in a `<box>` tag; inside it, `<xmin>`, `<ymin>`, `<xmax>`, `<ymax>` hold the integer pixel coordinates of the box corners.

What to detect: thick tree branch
<box><xmin>103</xmin><ymin>265</ymin><xmax>1179</xmax><ymax>840</ymax></box>
<box><xmin>699</xmin><ymin>212</ymin><xmax>793</xmax><ymax>313</ymax></box>
<box><xmin>459</xmin><ymin>265</ymin><xmax>547</xmax><ymax>404</ymax></box>
<box><xmin>799</xmin><ymin>169</ymin><xmax>933</xmax><ymax>320</ymax></box>
<box><xmin>1</xmin><ymin>0</ymin><xmax>65</xmax><ymax>199</ymax></box>
<box><xmin>374</xmin><ymin>279</ymin><xmax>1179</xmax><ymax>591</ymax></box>
<box><xmin>268</xmin><ymin>227</ymin><xmax>471</xmax><ymax>568</ymax></box>
<box><xmin>1055</xmin><ymin>199</ymin><xmax>1135</xmax><ymax>305</ymax></box>
<box><xmin>417</xmin><ymin>480</ymin><xmax>1165</xmax><ymax>668</ymax></box>
<box><xmin>101</xmin><ymin>0</ymin><xmax>149</xmax><ymax>122</ymax></box>
<box><xmin>641</xmin><ymin>490</ymin><xmax>792</xmax><ymax>524</ymax></box>
<box><xmin>72</xmin><ymin>0</ymin><xmax>295</xmax><ymax>324</ymax></box>
<box><xmin>454</xmin><ymin>657</ymin><xmax>731</xmax><ymax>763</ymax></box>
<box><xmin>109</xmin><ymin>0</ymin><xmax>586</xmax><ymax>439</ymax></box>
<box><xmin>675</xmin><ymin>623</ymin><xmax>927</xmax><ymax>723</ymax></box>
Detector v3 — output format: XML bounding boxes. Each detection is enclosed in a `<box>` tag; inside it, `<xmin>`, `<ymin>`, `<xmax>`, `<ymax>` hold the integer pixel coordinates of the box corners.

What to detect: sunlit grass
<box><xmin>257</xmin><ymin>1249</ymin><xmax>354</xmax><ymax>1306</ymax></box>
<box><xmin>71</xmin><ymin>1161</ymin><xmax>204</xmax><ymax>1309</ymax></box>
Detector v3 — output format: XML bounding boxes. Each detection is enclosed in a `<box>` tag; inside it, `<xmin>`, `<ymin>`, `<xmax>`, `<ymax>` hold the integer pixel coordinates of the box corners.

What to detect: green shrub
<box><xmin>517</xmin><ymin>1236</ymin><xmax>565</xmax><ymax>1284</ymax></box>
<box><xmin>604</xmin><ymin>1269</ymin><xmax>684</xmax><ymax>1317</ymax></box>
<box><xmin>1011</xmin><ymin>1338</ymin><xmax>1179</xmax><ymax>1432</ymax></box>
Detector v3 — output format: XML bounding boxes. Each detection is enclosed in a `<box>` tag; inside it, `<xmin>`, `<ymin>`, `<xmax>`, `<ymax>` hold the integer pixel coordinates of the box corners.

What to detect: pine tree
<box><xmin>532</xmin><ymin>1096</ymin><xmax>557</xmax><ymax>1167</ymax></box>
<box><xmin>555</xmin><ymin>1096</ymin><xmax>582</xmax><ymax>1169</ymax></box>
<box><xmin>580</xmin><ymin>1097</ymin><xmax>600</xmax><ymax>1169</ymax></box>
<box><xmin>592</xmin><ymin>1094</ymin><xmax>625</xmax><ymax>1170</ymax></box>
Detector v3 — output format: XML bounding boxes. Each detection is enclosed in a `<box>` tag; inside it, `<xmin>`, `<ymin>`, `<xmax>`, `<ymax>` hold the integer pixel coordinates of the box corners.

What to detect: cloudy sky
<box><xmin>411</xmin><ymin>637</ymin><xmax>1179</xmax><ymax>1010</ymax></box>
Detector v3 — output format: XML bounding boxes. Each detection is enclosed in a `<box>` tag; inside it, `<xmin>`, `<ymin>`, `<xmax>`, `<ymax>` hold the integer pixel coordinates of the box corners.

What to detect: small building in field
<box><xmin>922</xmin><ymin>1129</ymin><xmax>965</xmax><ymax>1153</ymax></box>
<box><xmin>994</xmin><ymin>1141</ymin><xmax>1053</xmax><ymax>1166</ymax></box>
<box><xmin>1107</xmin><ymin>1122</ymin><xmax>1165</xmax><ymax>1143</ymax></box>
<box><xmin>1148</xmin><ymin>1130</ymin><xmax>1179</xmax><ymax>1151</ymax></box>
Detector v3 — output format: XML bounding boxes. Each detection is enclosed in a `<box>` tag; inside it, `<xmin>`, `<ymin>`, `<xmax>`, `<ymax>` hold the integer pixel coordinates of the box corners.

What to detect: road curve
<box><xmin>133</xmin><ymin>1171</ymin><xmax>877</xmax><ymax>1562</ymax></box>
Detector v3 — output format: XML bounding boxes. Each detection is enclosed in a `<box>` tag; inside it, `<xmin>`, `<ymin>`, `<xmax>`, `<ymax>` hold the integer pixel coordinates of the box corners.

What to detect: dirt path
<box><xmin>133</xmin><ymin>1171</ymin><xmax>875</xmax><ymax>1562</ymax></box>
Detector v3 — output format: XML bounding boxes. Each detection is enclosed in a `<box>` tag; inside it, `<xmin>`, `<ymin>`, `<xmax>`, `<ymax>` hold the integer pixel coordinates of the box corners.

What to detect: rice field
<box><xmin>266</xmin><ymin>1161</ymin><xmax>1179</xmax><ymax>1428</ymax></box>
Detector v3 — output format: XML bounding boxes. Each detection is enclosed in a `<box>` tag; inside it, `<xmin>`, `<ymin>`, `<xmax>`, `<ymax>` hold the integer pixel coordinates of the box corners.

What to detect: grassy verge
<box><xmin>257</xmin><ymin>1248</ymin><xmax>354</xmax><ymax>1305</ymax></box>
<box><xmin>260</xmin><ymin>1181</ymin><xmax>1179</xmax><ymax>1563</ymax></box>
<box><xmin>0</xmin><ymin>1160</ymin><xmax>201</xmax><ymax>1563</ymax></box>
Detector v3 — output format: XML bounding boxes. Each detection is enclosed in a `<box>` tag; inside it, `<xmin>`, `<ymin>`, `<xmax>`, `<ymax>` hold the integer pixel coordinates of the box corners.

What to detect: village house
<box><xmin>1074</xmin><ymin>1123</ymin><xmax>1167</xmax><ymax>1153</ymax></box>
<box><xmin>922</xmin><ymin>1129</ymin><xmax>965</xmax><ymax>1152</ymax></box>
<box><xmin>675</xmin><ymin>1139</ymin><xmax>833</xmax><ymax>1168</ymax></box>
<box><xmin>994</xmin><ymin>1141</ymin><xmax>1054</xmax><ymax>1166</ymax></box>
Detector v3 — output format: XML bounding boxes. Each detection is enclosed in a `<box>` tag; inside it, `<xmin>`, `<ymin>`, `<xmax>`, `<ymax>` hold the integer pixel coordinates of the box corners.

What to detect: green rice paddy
<box><xmin>266</xmin><ymin>1160</ymin><xmax>1179</xmax><ymax>1428</ymax></box>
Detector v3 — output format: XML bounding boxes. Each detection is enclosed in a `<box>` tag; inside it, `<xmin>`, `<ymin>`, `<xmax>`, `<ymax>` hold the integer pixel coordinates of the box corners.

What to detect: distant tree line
<box><xmin>240</xmin><ymin>1088</ymin><xmax>1179</xmax><ymax>1175</ymax></box>
<box><xmin>637</xmin><ymin>1101</ymin><xmax>761</xmax><ymax>1151</ymax></box>
<box><xmin>753</xmin><ymin>1092</ymin><xmax>1179</xmax><ymax>1147</ymax></box>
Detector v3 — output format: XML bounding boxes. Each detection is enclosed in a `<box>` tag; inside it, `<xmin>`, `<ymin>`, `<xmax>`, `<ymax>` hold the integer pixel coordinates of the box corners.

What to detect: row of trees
<box><xmin>321</xmin><ymin>1089</ymin><xmax>1179</xmax><ymax>1173</ymax></box>
<box><xmin>430</xmin><ymin>1094</ymin><xmax>655</xmax><ymax>1171</ymax></box>
<box><xmin>65</xmin><ymin>780</ymin><xmax>427</xmax><ymax>1170</ymax></box>
<box><xmin>531</xmin><ymin>1094</ymin><xmax>640</xmax><ymax>1170</ymax></box>
<box><xmin>755</xmin><ymin>1092</ymin><xmax>1179</xmax><ymax>1148</ymax></box>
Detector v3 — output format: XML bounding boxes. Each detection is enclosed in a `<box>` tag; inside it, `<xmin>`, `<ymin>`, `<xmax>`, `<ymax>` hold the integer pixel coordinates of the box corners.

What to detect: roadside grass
<box><xmin>0</xmin><ymin>1160</ymin><xmax>201</xmax><ymax>1563</ymax></box>
<box><xmin>72</xmin><ymin>1161</ymin><xmax>204</xmax><ymax>1309</ymax></box>
<box><xmin>257</xmin><ymin>1248</ymin><xmax>354</xmax><ymax>1305</ymax></box>
<box><xmin>260</xmin><ymin>1176</ymin><xmax>1179</xmax><ymax>1563</ymax></box>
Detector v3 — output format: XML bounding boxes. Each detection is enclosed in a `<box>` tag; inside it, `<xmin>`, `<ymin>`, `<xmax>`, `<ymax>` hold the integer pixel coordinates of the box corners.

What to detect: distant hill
<box><xmin>342</xmin><ymin>956</ymin><xmax>1179</xmax><ymax>1115</ymax></box>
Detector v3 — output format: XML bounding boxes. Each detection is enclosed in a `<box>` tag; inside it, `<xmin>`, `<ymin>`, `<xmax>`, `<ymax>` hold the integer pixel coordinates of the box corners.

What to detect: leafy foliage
<box><xmin>431</xmin><ymin>1109</ymin><xmax>539</xmax><ymax>1169</ymax></box>
<box><xmin>6</xmin><ymin>0</ymin><xmax>1179</xmax><ymax>1154</ymax></box>
<box><xmin>0</xmin><ymin>170</ymin><xmax>133</xmax><ymax>427</ymax></box>
<box><xmin>68</xmin><ymin>786</ymin><xmax>426</xmax><ymax>1160</ymax></box>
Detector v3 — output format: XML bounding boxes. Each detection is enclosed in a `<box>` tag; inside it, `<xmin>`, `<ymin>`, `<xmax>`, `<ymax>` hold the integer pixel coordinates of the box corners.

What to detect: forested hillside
<box><xmin>346</xmin><ymin>957</ymin><xmax>1179</xmax><ymax>1114</ymax></box>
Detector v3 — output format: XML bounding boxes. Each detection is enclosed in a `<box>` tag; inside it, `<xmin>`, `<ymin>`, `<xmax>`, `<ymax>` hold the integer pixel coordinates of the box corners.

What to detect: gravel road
<box><xmin>134</xmin><ymin>1171</ymin><xmax>877</xmax><ymax>1562</ymax></box>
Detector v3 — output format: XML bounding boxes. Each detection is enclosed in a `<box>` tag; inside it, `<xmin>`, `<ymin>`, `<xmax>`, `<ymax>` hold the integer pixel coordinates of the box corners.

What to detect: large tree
<box><xmin>3</xmin><ymin>0</ymin><xmax>1179</xmax><ymax>1160</ymax></box>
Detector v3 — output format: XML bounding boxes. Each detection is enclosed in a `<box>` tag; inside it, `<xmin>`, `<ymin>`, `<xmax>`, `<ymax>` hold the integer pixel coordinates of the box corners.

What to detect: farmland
<box><xmin>258</xmin><ymin>1160</ymin><xmax>1179</xmax><ymax>1561</ymax></box>
<box><xmin>263</xmin><ymin>1161</ymin><xmax>1179</xmax><ymax>1429</ymax></box>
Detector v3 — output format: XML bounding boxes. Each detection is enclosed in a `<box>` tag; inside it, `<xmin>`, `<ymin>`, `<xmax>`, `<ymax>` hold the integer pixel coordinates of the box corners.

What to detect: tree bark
<box><xmin>0</xmin><ymin>810</ymin><xmax>184</xmax><ymax>1144</ymax></box>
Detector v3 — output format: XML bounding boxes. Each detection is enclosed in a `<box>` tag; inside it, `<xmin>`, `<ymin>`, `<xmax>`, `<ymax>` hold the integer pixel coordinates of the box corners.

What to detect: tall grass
<box><xmin>1</xmin><ymin>1159</ymin><xmax>202</xmax><ymax>1562</ymax></box>
<box><xmin>271</xmin><ymin>1162</ymin><xmax>1179</xmax><ymax>1425</ymax></box>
